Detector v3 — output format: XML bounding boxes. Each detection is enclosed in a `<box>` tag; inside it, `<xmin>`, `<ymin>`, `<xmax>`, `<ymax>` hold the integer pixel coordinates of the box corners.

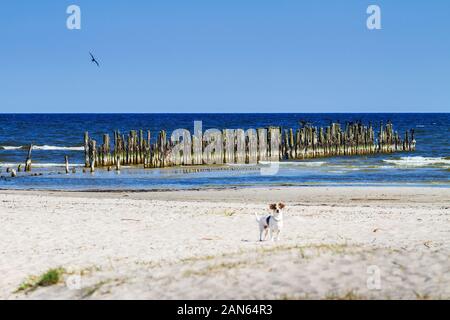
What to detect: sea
<box><xmin>0</xmin><ymin>113</ymin><xmax>448</xmax><ymax>190</ymax></box>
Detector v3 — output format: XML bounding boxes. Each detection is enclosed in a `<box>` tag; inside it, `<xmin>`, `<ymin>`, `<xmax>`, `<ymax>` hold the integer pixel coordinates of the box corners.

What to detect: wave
<box><xmin>33</xmin><ymin>145</ymin><xmax>84</xmax><ymax>151</ymax></box>
<box><xmin>259</xmin><ymin>161</ymin><xmax>326</xmax><ymax>167</ymax></box>
<box><xmin>226</xmin><ymin>163</ymin><xmax>258</xmax><ymax>167</ymax></box>
<box><xmin>0</xmin><ymin>162</ymin><xmax>84</xmax><ymax>168</ymax></box>
<box><xmin>224</xmin><ymin>161</ymin><xmax>327</xmax><ymax>167</ymax></box>
<box><xmin>1</xmin><ymin>146</ymin><xmax>23</xmax><ymax>150</ymax></box>
<box><xmin>383</xmin><ymin>156</ymin><xmax>450</xmax><ymax>167</ymax></box>
<box><xmin>0</xmin><ymin>145</ymin><xmax>84</xmax><ymax>151</ymax></box>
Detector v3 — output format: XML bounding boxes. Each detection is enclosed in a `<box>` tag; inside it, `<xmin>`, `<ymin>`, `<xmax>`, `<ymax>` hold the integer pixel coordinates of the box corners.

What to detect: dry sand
<box><xmin>0</xmin><ymin>186</ymin><xmax>449</xmax><ymax>300</ymax></box>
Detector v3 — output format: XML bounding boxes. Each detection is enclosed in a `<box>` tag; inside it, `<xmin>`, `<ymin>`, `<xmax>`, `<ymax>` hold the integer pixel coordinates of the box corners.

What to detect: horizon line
<box><xmin>0</xmin><ymin>111</ymin><xmax>448</xmax><ymax>115</ymax></box>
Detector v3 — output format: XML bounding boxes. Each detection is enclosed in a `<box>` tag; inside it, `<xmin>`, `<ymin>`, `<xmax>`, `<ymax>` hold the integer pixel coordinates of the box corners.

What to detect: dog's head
<box><xmin>269</xmin><ymin>203</ymin><xmax>285</xmax><ymax>214</ymax></box>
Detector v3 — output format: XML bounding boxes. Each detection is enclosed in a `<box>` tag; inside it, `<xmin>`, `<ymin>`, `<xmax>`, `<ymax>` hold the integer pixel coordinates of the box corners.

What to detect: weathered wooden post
<box><xmin>268</xmin><ymin>127</ymin><xmax>281</xmax><ymax>161</ymax></box>
<box><xmin>247</xmin><ymin>129</ymin><xmax>258</xmax><ymax>164</ymax></box>
<box><xmin>257</xmin><ymin>128</ymin><xmax>268</xmax><ymax>162</ymax></box>
<box><xmin>223</xmin><ymin>129</ymin><xmax>235</xmax><ymax>164</ymax></box>
<box><xmin>189</xmin><ymin>122</ymin><xmax>202</xmax><ymax>166</ymax></box>
<box><xmin>101</xmin><ymin>134</ymin><xmax>110</xmax><ymax>166</ymax></box>
<box><xmin>116</xmin><ymin>155</ymin><xmax>121</xmax><ymax>171</ymax></box>
<box><xmin>25</xmin><ymin>144</ymin><xmax>32</xmax><ymax>172</ymax></box>
<box><xmin>288</xmin><ymin>128</ymin><xmax>295</xmax><ymax>159</ymax></box>
<box><xmin>84</xmin><ymin>132</ymin><xmax>90</xmax><ymax>167</ymax></box>
<box><xmin>158</xmin><ymin>130</ymin><xmax>168</xmax><ymax>167</ymax></box>
<box><xmin>134</xmin><ymin>130</ymin><xmax>139</xmax><ymax>165</ymax></box>
<box><xmin>171</xmin><ymin>129</ymin><xmax>192</xmax><ymax>166</ymax></box>
<box><xmin>235</xmin><ymin>129</ymin><xmax>246</xmax><ymax>164</ymax></box>
<box><xmin>65</xmin><ymin>156</ymin><xmax>69</xmax><ymax>174</ymax></box>
<box><xmin>203</xmin><ymin>129</ymin><xmax>223</xmax><ymax>165</ymax></box>
<box><xmin>90</xmin><ymin>140</ymin><xmax>96</xmax><ymax>173</ymax></box>
<box><xmin>138</xmin><ymin>129</ymin><xmax>144</xmax><ymax>165</ymax></box>
<box><xmin>410</xmin><ymin>129</ymin><xmax>416</xmax><ymax>151</ymax></box>
<box><xmin>404</xmin><ymin>130</ymin><xmax>409</xmax><ymax>151</ymax></box>
<box><xmin>144</xmin><ymin>130</ymin><xmax>151</xmax><ymax>168</ymax></box>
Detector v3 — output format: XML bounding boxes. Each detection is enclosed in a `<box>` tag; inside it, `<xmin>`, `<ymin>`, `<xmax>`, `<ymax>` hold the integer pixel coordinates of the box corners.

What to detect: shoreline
<box><xmin>1</xmin><ymin>186</ymin><xmax>449</xmax><ymax>299</ymax></box>
<box><xmin>2</xmin><ymin>155</ymin><xmax>449</xmax><ymax>192</ymax></box>
<box><xmin>0</xmin><ymin>182</ymin><xmax>449</xmax><ymax>194</ymax></box>
<box><xmin>1</xmin><ymin>185</ymin><xmax>450</xmax><ymax>201</ymax></box>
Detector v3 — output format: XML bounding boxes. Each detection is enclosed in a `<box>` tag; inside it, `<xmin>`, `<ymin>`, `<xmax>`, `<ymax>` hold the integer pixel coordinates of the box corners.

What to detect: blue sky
<box><xmin>0</xmin><ymin>0</ymin><xmax>449</xmax><ymax>113</ymax></box>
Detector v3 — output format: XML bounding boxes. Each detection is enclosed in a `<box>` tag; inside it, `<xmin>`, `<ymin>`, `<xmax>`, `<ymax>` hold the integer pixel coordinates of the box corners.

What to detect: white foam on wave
<box><xmin>34</xmin><ymin>145</ymin><xmax>84</xmax><ymax>151</ymax></box>
<box><xmin>259</xmin><ymin>161</ymin><xmax>326</xmax><ymax>167</ymax></box>
<box><xmin>0</xmin><ymin>162</ymin><xmax>84</xmax><ymax>168</ymax></box>
<box><xmin>226</xmin><ymin>163</ymin><xmax>258</xmax><ymax>167</ymax></box>
<box><xmin>0</xmin><ymin>145</ymin><xmax>84</xmax><ymax>151</ymax></box>
<box><xmin>1</xmin><ymin>146</ymin><xmax>23</xmax><ymax>150</ymax></box>
<box><xmin>383</xmin><ymin>156</ymin><xmax>450</xmax><ymax>167</ymax></box>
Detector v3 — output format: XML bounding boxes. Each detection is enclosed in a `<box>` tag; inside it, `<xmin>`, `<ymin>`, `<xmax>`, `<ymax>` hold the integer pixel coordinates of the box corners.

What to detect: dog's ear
<box><xmin>269</xmin><ymin>203</ymin><xmax>277</xmax><ymax>210</ymax></box>
<box><xmin>278</xmin><ymin>203</ymin><xmax>286</xmax><ymax>209</ymax></box>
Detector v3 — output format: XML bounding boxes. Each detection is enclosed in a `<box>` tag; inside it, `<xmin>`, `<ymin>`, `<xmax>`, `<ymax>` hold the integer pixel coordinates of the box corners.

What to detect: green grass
<box><xmin>15</xmin><ymin>278</ymin><xmax>38</xmax><ymax>293</ymax></box>
<box><xmin>15</xmin><ymin>268</ymin><xmax>65</xmax><ymax>293</ymax></box>
<box><xmin>37</xmin><ymin>268</ymin><xmax>64</xmax><ymax>286</ymax></box>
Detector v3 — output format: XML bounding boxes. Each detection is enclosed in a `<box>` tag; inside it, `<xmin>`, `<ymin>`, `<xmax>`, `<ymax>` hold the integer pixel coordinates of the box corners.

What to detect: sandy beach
<box><xmin>1</xmin><ymin>186</ymin><xmax>449</xmax><ymax>300</ymax></box>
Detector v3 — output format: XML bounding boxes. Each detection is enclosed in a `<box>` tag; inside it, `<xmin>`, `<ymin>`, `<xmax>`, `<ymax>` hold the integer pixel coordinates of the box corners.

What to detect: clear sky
<box><xmin>1</xmin><ymin>0</ymin><xmax>449</xmax><ymax>113</ymax></box>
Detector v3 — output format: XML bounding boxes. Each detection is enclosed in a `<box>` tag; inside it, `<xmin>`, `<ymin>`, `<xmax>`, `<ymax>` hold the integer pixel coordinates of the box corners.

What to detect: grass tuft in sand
<box><xmin>16</xmin><ymin>268</ymin><xmax>65</xmax><ymax>293</ymax></box>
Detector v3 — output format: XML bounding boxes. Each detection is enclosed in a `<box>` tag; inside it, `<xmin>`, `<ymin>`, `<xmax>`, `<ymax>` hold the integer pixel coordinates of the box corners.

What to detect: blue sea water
<box><xmin>0</xmin><ymin>113</ymin><xmax>448</xmax><ymax>190</ymax></box>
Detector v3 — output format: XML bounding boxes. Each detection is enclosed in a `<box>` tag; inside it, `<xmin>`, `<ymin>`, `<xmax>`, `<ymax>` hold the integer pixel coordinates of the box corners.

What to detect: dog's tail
<box><xmin>255</xmin><ymin>213</ymin><xmax>261</xmax><ymax>222</ymax></box>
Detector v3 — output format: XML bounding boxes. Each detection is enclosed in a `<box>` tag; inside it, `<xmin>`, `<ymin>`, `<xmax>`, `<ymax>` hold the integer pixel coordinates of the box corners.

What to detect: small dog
<box><xmin>255</xmin><ymin>203</ymin><xmax>285</xmax><ymax>241</ymax></box>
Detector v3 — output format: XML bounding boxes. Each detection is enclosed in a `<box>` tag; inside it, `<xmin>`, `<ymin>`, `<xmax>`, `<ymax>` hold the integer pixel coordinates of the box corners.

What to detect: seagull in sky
<box><xmin>89</xmin><ymin>52</ymin><xmax>100</xmax><ymax>67</ymax></box>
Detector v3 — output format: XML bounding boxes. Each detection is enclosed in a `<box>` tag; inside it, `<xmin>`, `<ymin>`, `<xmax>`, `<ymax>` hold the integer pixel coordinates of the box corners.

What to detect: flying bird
<box><xmin>89</xmin><ymin>52</ymin><xmax>100</xmax><ymax>67</ymax></box>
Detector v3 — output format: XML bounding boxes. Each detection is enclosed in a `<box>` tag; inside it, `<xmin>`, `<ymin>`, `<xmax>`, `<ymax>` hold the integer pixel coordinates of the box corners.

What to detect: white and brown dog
<box><xmin>255</xmin><ymin>203</ymin><xmax>285</xmax><ymax>241</ymax></box>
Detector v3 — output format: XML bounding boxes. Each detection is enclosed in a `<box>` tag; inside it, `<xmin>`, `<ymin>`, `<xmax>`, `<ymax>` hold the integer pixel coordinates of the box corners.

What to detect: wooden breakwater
<box><xmin>83</xmin><ymin>121</ymin><xmax>416</xmax><ymax>170</ymax></box>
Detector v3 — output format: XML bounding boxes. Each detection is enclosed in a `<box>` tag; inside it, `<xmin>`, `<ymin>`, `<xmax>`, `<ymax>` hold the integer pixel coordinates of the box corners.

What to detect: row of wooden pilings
<box><xmin>84</xmin><ymin>121</ymin><xmax>416</xmax><ymax>170</ymax></box>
